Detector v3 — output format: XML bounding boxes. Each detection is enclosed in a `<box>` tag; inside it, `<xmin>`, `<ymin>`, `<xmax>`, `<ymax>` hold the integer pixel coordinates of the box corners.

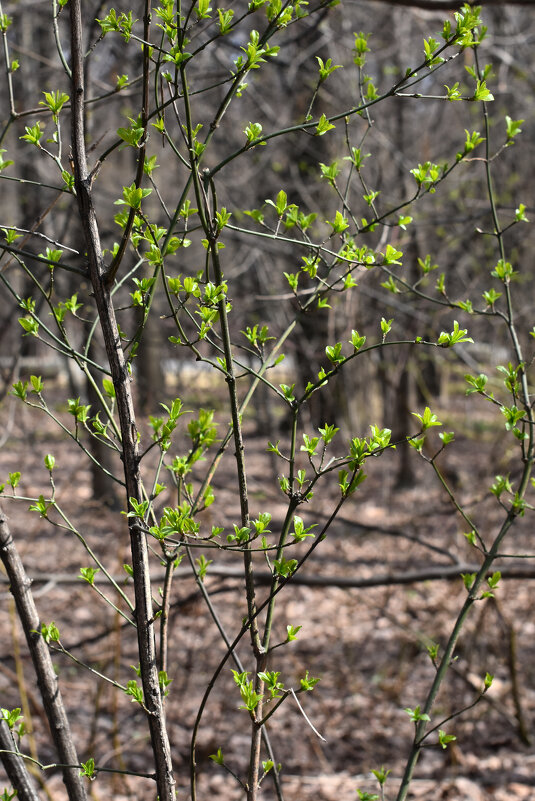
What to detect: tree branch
<box><xmin>68</xmin><ymin>3</ymin><xmax>175</xmax><ymax>799</ymax></box>
<box><xmin>0</xmin><ymin>506</ymin><xmax>88</xmax><ymax>801</ymax></box>
<box><xmin>365</xmin><ymin>0</ymin><xmax>535</xmax><ymax>8</ymax></box>
<box><xmin>2</xmin><ymin>561</ymin><xmax>534</xmax><ymax>590</ymax></box>
<box><xmin>0</xmin><ymin>719</ymin><xmax>41</xmax><ymax>801</ymax></box>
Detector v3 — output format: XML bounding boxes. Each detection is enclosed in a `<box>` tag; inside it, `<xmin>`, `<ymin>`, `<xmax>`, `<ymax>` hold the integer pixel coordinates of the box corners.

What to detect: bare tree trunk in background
<box><xmin>136</xmin><ymin>289</ymin><xmax>165</xmax><ymax>415</ymax></box>
<box><xmin>381</xmin><ymin>8</ymin><xmax>420</xmax><ymax>487</ymax></box>
<box><xmin>86</xmin><ymin>339</ymin><xmax>122</xmax><ymax>509</ymax></box>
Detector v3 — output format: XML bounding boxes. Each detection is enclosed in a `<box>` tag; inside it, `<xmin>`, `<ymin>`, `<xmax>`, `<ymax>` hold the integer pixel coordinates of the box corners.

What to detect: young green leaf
<box><xmin>404</xmin><ymin>705</ymin><xmax>430</xmax><ymax>723</ymax></box>
<box><xmin>79</xmin><ymin>567</ymin><xmax>100</xmax><ymax>585</ymax></box>
<box><xmin>412</xmin><ymin>407</ymin><xmax>441</xmax><ymax>431</ymax></box>
<box><xmin>209</xmin><ymin>747</ymin><xmax>224</xmax><ymax>765</ymax></box>
<box><xmin>316</xmin><ymin>56</ymin><xmax>342</xmax><ymax>81</ymax></box>
<box><xmin>315</xmin><ymin>114</ymin><xmax>335</xmax><ymax>136</ymax></box>
<box><xmin>371</xmin><ymin>766</ymin><xmax>391</xmax><ymax>785</ymax></box>
<box><xmin>437</xmin><ymin>321</ymin><xmax>473</xmax><ymax>347</ymax></box>
<box><xmin>80</xmin><ymin>757</ymin><xmax>96</xmax><ymax>779</ymax></box>
<box><xmin>438</xmin><ymin>730</ymin><xmax>456</xmax><ymax>749</ymax></box>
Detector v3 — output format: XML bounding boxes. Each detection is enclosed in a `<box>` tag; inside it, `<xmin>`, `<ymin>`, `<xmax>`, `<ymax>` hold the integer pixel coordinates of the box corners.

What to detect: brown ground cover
<box><xmin>0</xmin><ymin>382</ymin><xmax>534</xmax><ymax>801</ymax></box>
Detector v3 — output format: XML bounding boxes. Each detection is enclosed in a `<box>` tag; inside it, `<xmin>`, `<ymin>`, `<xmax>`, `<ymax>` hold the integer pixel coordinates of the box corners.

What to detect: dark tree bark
<box><xmin>0</xmin><ymin>506</ymin><xmax>88</xmax><ymax>801</ymax></box>
<box><xmin>0</xmin><ymin>718</ymin><xmax>41</xmax><ymax>801</ymax></box>
<box><xmin>69</xmin><ymin>3</ymin><xmax>175</xmax><ymax>799</ymax></box>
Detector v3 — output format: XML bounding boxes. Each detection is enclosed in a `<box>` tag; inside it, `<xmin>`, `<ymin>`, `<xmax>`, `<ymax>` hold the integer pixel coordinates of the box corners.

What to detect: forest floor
<box><xmin>0</xmin><ymin>376</ymin><xmax>534</xmax><ymax>801</ymax></box>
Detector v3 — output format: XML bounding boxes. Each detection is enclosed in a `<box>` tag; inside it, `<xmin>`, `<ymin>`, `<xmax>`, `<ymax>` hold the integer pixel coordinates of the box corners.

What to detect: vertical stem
<box><xmin>262</xmin><ymin>409</ymin><xmax>299</xmax><ymax>653</ymax></box>
<box><xmin>105</xmin><ymin>2</ymin><xmax>151</xmax><ymax>286</ymax></box>
<box><xmin>492</xmin><ymin>599</ymin><xmax>531</xmax><ymax>746</ymax></box>
<box><xmin>189</xmin><ymin>492</ymin><xmax>347</xmax><ymax>801</ymax></box>
<box><xmin>69</xmin><ymin>3</ymin><xmax>175</xmax><ymax>799</ymax></box>
<box><xmin>395</xmin><ymin>512</ymin><xmax>517</xmax><ymax>801</ymax></box>
<box><xmin>187</xmin><ymin>546</ymin><xmax>285</xmax><ymax>800</ymax></box>
<box><xmin>180</xmin><ymin>55</ymin><xmax>265</xmax><ymax>795</ymax></box>
<box><xmin>204</xmin><ymin>232</ymin><xmax>261</xmax><ymax>654</ymax></box>
<box><xmin>209</xmin><ymin>241</ymin><xmax>264</xmax><ymax>800</ymax></box>
<box><xmin>0</xmin><ymin>0</ymin><xmax>16</xmax><ymax>121</ymax></box>
<box><xmin>397</xmin><ymin>46</ymin><xmax>535</xmax><ymax>800</ymax></box>
<box><xmin>0</xmin><ymin>506</ymin><xmax>88</xmax><ymax>801</ymax></box>
<box><xmin>475</xmin><ymin>49</ymin><xmax>533</xmax><ymax>433</ymax></box>
<box><xmin>159</xmin><ymin>554</ymin><xmax>175</xmax><ymax>675</ymax></box>
<box><xmin>0</xmin><ymin>718</ymin><xmax>41</xmax><ymax>801</ymax></box>
<box><xmin>507</xmin><ymin>622</ymin><xmax>530</xmax><ymax>746</ymax></box>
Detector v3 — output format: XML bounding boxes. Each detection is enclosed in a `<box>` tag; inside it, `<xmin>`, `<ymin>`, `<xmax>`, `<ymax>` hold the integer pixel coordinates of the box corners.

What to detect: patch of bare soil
<box><xmin>0</xmin><ymin>388</ymin><xmax>534</xmax><ymax>801</ymax></box>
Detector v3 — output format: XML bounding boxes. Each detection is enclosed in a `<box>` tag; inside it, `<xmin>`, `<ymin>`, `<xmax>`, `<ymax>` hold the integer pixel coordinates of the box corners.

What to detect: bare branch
<box><xmin>364</xmin><ymin>0</ymin><xmax>535</xmax><ymax>9</ymax></box>
<box><xmin>3</xmin><ymin>561</ymin><xmax>534</xmax><ymax>590</ymax></box>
